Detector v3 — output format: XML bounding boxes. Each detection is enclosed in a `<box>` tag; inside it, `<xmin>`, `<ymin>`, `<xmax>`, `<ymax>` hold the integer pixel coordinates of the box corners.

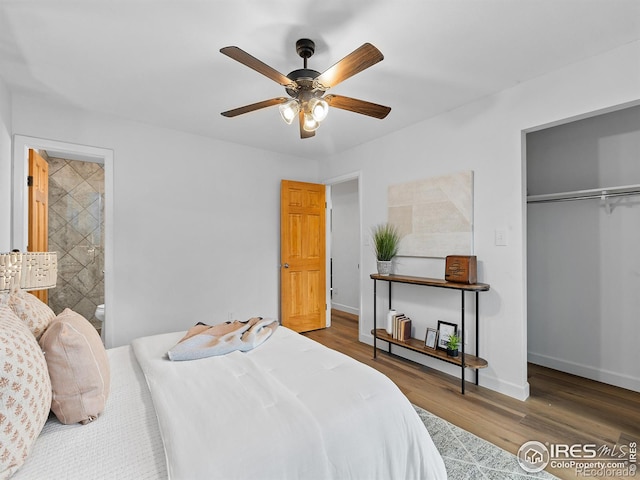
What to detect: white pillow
<box><xmin>8</xmin><ymin>285</ymin><xmax>55</xmax><ymax>339</ymax></box>
<box><xmin>39</xmin><ymin>309</ymin><xmax>110</xmax><ymax>425</ymax></box>
<box><xmin>0</xmin><ymin>305</ymin><xmax>52</xmax><ymax>479</ymax></box>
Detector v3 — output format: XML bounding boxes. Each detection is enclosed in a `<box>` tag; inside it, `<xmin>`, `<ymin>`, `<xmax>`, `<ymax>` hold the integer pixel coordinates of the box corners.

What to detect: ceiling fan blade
<box><xmin>325</xmin><ymin>94</ymin><xmax>391</xmax><ymax>119</ymax></box>
<box><xmin>299</xmin><ymin>111</ymin><xmax>315</xmax><ymax>139</ymax></box>
<box><xmin>221</xmin><ymin>97</ymin><xmax>288</xmax><ymax>117</ymax></box>
<box><xmin>220</xmin><ymin>46</ymin><xmax>295</xmax><ymax>87</ymax></box>
<box><xmin>315</xmin><ymin>43</ymin><xmax>384</xmax><ymax>90</ymax></box>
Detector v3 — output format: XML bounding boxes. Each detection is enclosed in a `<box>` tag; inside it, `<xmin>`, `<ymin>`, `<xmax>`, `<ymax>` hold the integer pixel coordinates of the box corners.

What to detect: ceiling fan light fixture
<box><xmin>279</xmin><ymin>99</ymin><xmax>300</xmax><ymax>125</ymax></box>
<box><xmin>220</xmin><ymin>40</ymin><xmax>390</xmax><ymax>139</ymax></box>
<box><xmin>303</xmin><ymin>113</ymin><xmax>320</xmax><ymax>132</ymax></box>
<box><xmin>309</xmin><ymin>97</ymin><xmax>329</xmax><ymax>122</ymax></box>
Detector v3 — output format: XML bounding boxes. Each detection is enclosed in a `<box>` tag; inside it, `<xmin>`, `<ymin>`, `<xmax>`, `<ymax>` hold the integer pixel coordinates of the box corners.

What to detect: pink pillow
<box><xmin>8</xmin><ymin>286</ymin><xmax>55</xmax><ymax>339</ymax></box>
<box><xmin>39</xmin><ymin>309</ymin><xmax>110</xmax><ymax>425</ymax></box>
<box><xmin>0</xmin><ymin>305</ymin><xmax>52</xmax><ymax>479</ymax></box>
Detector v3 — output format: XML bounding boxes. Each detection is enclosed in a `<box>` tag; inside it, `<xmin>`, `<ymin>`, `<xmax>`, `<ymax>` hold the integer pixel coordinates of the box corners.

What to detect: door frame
<box><xmin>323</xmin><ymin>170</ymin><xmax>362</xmax><ymax>332</ymax></box>
<box><xmin>12</xmin><ymin>135</ymin><xmax>114</xmax><ymax>346</ymax></box>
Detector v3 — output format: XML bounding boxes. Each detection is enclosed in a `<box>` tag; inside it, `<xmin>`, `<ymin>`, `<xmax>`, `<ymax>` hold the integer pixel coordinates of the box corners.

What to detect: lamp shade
<box><xmin>0</xmin><ymin>251</ymin><xmax>21</xmax><ymax>292</ymax></box>
<box><xmin>0</xmin><ymin>252</ymin><xmax>57</xmax><ymax>292</ymax></box>
<box><xmin>308</xmin><ymin>97</ymin><xmax>329</xmax><ymax>122</ymax></box>
<box><xmin>303</xmin><ymin>113</ymin><xmax>320</xmax><ymax>132</ymax></box>
<box><xmin>279</xmin><ymin>100</ymin><xmax>300</xmax><ymax>125</ymax></box>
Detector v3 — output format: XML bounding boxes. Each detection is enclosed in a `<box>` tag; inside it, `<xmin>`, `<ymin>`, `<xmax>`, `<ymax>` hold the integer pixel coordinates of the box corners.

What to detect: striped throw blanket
<box><xmin>167</xmin><ymin>317</ymin><xmax>279</xmax><ymax>361</ymax></box>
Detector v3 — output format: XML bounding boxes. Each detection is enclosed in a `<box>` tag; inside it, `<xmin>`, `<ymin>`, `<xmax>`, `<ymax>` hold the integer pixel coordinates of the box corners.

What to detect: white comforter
<box><xmin>132</xmin><ymin>326</ymin><xmax>446</xmax><ymax>480</ymax></box>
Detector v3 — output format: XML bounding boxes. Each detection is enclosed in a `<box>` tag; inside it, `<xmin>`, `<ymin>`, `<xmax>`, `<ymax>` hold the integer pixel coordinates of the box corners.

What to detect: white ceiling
<box><xmin>1</xmin><ymin>1</ymin><xmax>639</xmax><ymax>160</ymax></box>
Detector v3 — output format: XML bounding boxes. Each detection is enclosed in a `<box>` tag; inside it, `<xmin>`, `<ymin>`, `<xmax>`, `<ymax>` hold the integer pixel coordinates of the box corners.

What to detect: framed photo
<box><xmin>436</xmin><ymin>321</ymin><xmax>457</xmax><ymax>351</ymax></box>
<box><xmin>424</xmin><ymin>328</ymin><xmax>438</xmax><ymax>349</ymax></box>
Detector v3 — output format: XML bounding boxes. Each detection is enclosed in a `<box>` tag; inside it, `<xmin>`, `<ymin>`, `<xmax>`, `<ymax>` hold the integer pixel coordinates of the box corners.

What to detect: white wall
<box><xmin>321</xmin><ymin>40</ymin><xmax>640</xmax><ymax>400</ymax></box>
<box><xmin>330</xmin><ymin>179</ymin><xmax>360</xmax><ymax>315</ymax></box>
<box><xmin>6</xmin><ymin>40</ymin><xmax>640</xmax><ymax>399</ymax></box>
<box><xmin>527</xmin><ymin>106</ymin><xmax>640</xmax><ymax>392</ymax></box>
<box><xmin>11</xmin><ymin>94</ymin><xmax>319</xmax><ymax>347</ymax></box>
<box><xmin>0</xmin><ymin>77</ymin><xmax>11</xmax><ymax>251</ymax></box>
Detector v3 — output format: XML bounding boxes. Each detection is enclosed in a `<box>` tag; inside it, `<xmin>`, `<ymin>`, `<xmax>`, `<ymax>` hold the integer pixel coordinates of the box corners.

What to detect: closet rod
<box><xmin>527</xmin><ymin>184</ymin><xmax>640</xmax><ymax>204</ymax></box>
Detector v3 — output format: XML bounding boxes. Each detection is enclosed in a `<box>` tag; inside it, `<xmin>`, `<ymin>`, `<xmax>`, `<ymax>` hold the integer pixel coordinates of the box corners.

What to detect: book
<box><xmin>399</xmin><ymin>318</ymin><xmax>411</xmax><ymax>341</ymax></box>
<box><xmin>392</xmin><ymin>313</ymin><xmax>405</xmax><ymax>339</ymax></box>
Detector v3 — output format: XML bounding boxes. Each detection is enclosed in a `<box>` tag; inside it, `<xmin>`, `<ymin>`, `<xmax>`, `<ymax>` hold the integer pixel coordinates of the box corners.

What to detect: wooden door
<box><xmin>28</xmin><ymin>149</ymin><xmax>49</xmax><ymax>303</ymax></box>
<box><xmin>280</xmin><ymin>180</ymin><xmax>326</xmax><ymax>332</ymax></box>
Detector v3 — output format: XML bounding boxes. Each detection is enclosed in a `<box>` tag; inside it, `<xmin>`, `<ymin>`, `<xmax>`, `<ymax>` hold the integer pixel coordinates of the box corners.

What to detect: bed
<box><xmin>8</xmin><ymin>321</ymin><xmax>447</xmax><ymax>479</ymax></box>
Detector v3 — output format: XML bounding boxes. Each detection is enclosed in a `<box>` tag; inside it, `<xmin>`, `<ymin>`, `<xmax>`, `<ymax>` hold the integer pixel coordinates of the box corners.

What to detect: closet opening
<box><xmin>525</xmin><ymin>104</ymin><xmax>640</xmax><ymax>393</ymax></box>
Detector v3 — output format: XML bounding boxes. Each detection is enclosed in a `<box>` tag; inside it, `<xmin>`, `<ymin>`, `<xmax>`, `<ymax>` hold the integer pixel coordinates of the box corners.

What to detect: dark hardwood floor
<box><xmin>304</xmin><ymin>310</ymin><xmax>640</xmax><ymax>480</ymax></box>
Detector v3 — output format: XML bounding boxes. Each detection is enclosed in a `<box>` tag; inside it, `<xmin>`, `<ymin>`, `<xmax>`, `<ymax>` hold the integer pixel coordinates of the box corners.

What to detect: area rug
<box><xmin>414</xmin><ymin>405</ymin><xmax>559</xmax><ymax>479</ymax></box>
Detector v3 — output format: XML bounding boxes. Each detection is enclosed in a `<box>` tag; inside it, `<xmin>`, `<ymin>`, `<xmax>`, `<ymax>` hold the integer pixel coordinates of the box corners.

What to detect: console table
<box><xmin>371</xmin><ymin>273</ymin><xmax>490</xmax><ymax>394</ymax></box>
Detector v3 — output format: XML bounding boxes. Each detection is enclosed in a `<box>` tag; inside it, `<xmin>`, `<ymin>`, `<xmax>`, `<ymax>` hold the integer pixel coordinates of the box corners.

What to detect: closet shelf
<box><xmin>527</xmin><ymin>183</ymin><xmax>640</xmax><ymax>204</ymax></box>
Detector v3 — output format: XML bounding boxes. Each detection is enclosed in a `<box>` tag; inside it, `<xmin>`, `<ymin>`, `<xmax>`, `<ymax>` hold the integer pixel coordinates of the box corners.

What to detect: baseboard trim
<box><xmin>479</xmin><ymin>374</ymin><xmax>530</xmax><ymax>401</ymax></box>
<box><xmin>528</xmin><ymin>351</ymin><xmax>640</xmax><ymax>393</ymax></box>
<box><xmin>331</xmin><ymin>303</ymin><xmax>359</xmax><ymax>317</ymax></box>
<box><xmin>360</xmin><ymin>332</ymin><xmax>530</xmax><ymax>401</ymax></box>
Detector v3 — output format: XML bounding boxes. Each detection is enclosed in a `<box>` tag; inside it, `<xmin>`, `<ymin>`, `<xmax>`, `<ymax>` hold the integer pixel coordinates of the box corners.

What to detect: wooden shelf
<box><xmin>370</xmin><ymin>273</ymin><xmax>490</xmax><ymax>292</ymax></box>
<box><xmin>372</xmin><ymin>329</ymin><xmax>488</xmax><ymax>369</ymax></box>
<box><xmin>371</xmin><ymin>273</ymin><xmax>490</xmax><ymax>393</ymax></box>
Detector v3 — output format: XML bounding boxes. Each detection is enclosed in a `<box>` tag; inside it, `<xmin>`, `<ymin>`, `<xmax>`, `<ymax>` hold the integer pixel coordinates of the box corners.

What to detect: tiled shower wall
<box><xmin>46</xmin><ymin>155</ymin><xmax>104</xmax><ymax>330</ymax></box>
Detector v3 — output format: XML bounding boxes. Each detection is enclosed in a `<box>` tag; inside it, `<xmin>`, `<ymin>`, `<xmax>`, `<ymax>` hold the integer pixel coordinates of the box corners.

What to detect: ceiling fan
<box><xmin>220</xmin><ymin>38</ymin><xmax>391</xmax><ymax>139</ymax></box>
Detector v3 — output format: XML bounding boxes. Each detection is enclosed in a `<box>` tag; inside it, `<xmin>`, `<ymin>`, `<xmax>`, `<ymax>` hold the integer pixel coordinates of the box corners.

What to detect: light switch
<box><xmin>495</xmin><ymin>228</ymin><xmax>507</xmax><ymax>246</ymax></box>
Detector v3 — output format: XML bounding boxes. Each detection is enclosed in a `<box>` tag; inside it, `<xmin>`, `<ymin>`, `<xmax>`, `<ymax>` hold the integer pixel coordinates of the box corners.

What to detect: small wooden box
<box><xmin>445</xmin><ymin>255</ymin><xmax>477</xmax><ymax>284</ymax></box>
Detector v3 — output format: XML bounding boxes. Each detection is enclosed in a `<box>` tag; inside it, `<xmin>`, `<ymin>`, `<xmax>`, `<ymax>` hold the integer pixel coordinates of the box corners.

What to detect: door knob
<box><xmin>283</xmin><ymin>263</ymin><xmax>289</xmax><ymax>268</ymax></box>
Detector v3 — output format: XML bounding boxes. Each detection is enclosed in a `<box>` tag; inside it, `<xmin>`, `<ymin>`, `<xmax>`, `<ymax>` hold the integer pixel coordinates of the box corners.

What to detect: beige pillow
<box><xmin>39</xmin><ymin>308</ymin><xmax>110</xmax><ymax>425</ymax></box>
<box><xmin>0</xmin><ymin>305</ymin><xmax>52</xmax><ymax>479</ymax></box>
<box><xmin>8</xmin><ymin>286</ymin><xmax>55</xmax><ymax>339</ymax></box>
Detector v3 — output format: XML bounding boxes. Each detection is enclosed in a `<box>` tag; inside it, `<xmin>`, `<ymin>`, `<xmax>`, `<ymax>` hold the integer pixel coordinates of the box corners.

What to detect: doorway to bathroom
<box><xmin>42</xmin><ymin>151</ymin><xmax>105</xmax><ymax>332</ymax></box>
<box><xmin>12</xmin><ymin>135</ymin><xmax>114</xmax><ymax>344</ymax></box>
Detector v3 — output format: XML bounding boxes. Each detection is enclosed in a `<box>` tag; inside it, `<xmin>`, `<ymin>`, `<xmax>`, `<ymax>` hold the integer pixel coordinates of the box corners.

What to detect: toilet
<box><xmin>95</xmin><ymin>304</ymin><xmax>105</xmax><ymax>341</ymax></box>
<box><xmin>95</xmin><ymin>304</ymin><xmax>105</xmax><ymax>322</ymax></box>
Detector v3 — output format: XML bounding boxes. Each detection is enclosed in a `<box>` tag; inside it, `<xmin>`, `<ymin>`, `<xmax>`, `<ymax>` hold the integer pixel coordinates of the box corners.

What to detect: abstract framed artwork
<box><xmin>388</xmin><ymin>170</ymin><xmax>473</xmax><ymax>258</ymax></box>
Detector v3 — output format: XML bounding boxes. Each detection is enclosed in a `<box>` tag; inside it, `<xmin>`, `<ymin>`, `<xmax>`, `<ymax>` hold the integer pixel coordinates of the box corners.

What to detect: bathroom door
<box><xmin>280</xmin><ymin>180</ymin><xmax>326</xmax><ymax>332</ymax></box>
<box><xmin>27</xmin><ymin>149</ymin><xmax>49</xmax><ymax>303</ymax></box>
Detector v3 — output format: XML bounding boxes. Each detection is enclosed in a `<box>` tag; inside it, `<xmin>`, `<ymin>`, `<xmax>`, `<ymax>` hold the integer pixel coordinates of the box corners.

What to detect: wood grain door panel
<box><xmin>281</xmin><ymin>180</ymin><xmax>326</xmax><ymax>332</ymax></box>
<box><xmin>28</xmin><ymin>149</ymin><xmax>49</xmax><ymax>303</ymax></box>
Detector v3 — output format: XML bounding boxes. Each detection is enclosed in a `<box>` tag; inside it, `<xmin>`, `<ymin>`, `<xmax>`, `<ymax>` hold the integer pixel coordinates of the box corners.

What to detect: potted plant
<box><xmin>371</xmin><ymin>223</ymin><xmax>401</xmax><ymax>275</ymax></box>
<box><xmin>446</xmin><ymin>333</ymin><xmax>461</xmax><ymax>357</ymax></box>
